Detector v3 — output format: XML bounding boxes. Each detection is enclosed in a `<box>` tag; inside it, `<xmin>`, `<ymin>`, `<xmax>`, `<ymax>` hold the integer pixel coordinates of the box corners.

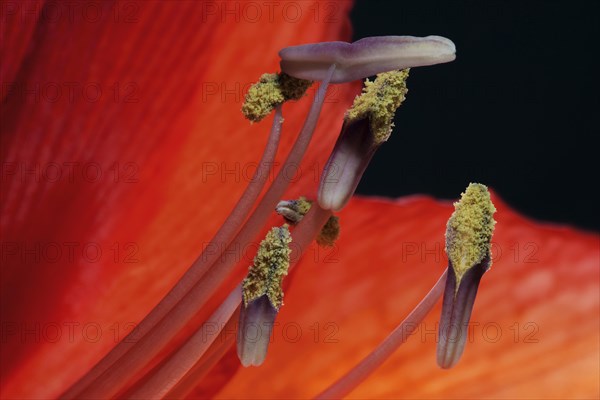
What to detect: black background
<box><xmin>350</xmin><ymin>1</ymin><xmax>599</xmax><ymax>231</ymax></box>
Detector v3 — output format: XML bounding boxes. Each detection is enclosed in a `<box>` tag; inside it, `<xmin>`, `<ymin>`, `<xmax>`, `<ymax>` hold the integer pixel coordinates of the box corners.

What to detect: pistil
<box><xmin>238</xmin><ymin>225</ymin><xmax>292</xmax><ymax>367</ymax></box>
<box><xmin>437</xmin><ymin>183</ymin><xmax>496</xmax><ymax>369</ymax></box>
<box><xmin>318</xmin><ymin>70</ymin><xmax>410</xmax><ymax>211</ymax></box>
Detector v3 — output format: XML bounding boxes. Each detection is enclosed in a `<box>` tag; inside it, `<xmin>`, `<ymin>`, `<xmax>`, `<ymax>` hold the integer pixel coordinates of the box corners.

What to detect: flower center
<box><xmin>61</xmin><ymin>35</ymin><xmax>474</xmax><ymax>399</ymax></box>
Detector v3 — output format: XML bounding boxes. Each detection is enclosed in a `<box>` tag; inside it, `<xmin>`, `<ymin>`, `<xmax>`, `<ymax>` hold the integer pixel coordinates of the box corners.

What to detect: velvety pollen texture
<box><xmin>1</xmin><ymin>1</ymin><xmax>599</xmax><ymax>399</ymax></box>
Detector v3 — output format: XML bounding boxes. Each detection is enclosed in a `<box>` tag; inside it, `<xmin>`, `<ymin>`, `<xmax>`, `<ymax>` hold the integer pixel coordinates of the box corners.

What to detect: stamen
<box><xmin>64</xmin><ymin>33</ymin><xmax>464</xmax><ymax>397</ymax></box>
<box><xmin>437</xmin><ymin>183</ymin><xmax>496</xmax><ymax>369</ymax></box>
<box><xmin>445</xmin><ymin>183</ymin><xmax>496</xmax><ymax>286</ymax></box>
<box><xmin>316</xmin><ymin>215</ymin><xmax>340</xmax><ymax>247</ymax></box>
<box><xmin>61</xmin><ymin>106</ymin><xmax>284</xmax><ymax>399</ymax></box>
<box><xmin>242</xmin><ymin>73</ymin><xmax>312</xmax><ymax>122</ymax></box>
<box><xmin>241</xmin><ymin>225</ymin><xmax>292</xmax><ymax>310</ymax></box>
<box><xmin>316</xmin><ymin>270</ymin><xmax>448</xmax><ymax>399</ymax></box>
<box><xmin>237</xmin><ymin>295</ymin><xmax>279</xmax><ymax>367</ymax></box>
<box><xmin>165</xmin><ymin>312</ymin><xmax>238</xmax><ymax>399</ymax></box>
<box><xmin>126</xmin><ymin>205</ymin><xmax>332</xmax><ymax>396</ymax></box>
<box><xmin>346</xmin><ymin>69</ymin><xmax>409</xmax><ymax>144</ymax></box>
<box><xmin>276</xmin><ymin>197</ymin><xmax>340</xmax><ymax>246</ymax></box>
<box><xmin>165</xmin><ymin>316</ymin><xmax>237</xmax><ymax>399</ymax></box>
<box><xmin>280</xmin><ymin>35</ymin><xmax>455</xmax><ymax>83</ymax></box>
<box><xmin>128</xmin><ymin>285</ymin><xmax>242</xmax><ymax>399</ymax></box>
<box><xmin>68</xmin><ymin>66</ymin><xmax>336</xmax><ymax>399</ymax></box>
<box><xmin>132</xmin><ymin>205</ymin><xmax>332</xmax><ymax>396</ymax></box>
<box><xmin>318</xmin><ymin>70</ymin><xmax>409</xmax><ymax>211</ymax></box>
<box><xmin>239</xmin><ymin>205</ymin><xmax>333</xmax><ymax>370</ymax></box>
<box><xmin>287</xmin><ymin>203</ymin><xmax>333</xmax><ymax>263</ymax></box>
<box><xmin>275</xmin><ymin>197</ymin><xmax>312</xmax><ymax>224</ymax></box>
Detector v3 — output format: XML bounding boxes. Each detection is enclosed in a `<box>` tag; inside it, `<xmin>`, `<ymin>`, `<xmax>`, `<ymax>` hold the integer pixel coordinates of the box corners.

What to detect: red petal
<box><xmin>0</xmin><ymin>1</ymin><xmax>356</xmax><ymax>398</ymax></box>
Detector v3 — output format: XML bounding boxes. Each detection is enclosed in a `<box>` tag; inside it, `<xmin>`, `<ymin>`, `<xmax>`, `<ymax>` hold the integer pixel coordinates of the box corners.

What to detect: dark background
<box><xmin>351</xmin><ymin>1</ymin><xmax>599</xmax><ymax>231</ymax></box>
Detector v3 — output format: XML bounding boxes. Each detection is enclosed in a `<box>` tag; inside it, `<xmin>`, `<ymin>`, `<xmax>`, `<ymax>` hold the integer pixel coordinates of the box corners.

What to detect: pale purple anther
<box><xmin>437</xmin><ymin>257</ymin><xmax>489</xmax><ymax>369</ymax></box>
<box><xmin>237</xmin><ymin>295</ymin><xmax>278</xmax><ymax>367</ymax></box>
<box><xmin>318</xmin><ymin>119</ymin><xmax>376</xmax><ymax>211</ymax></box>
<box><xmin>279</xmin><ymin>35</ymin><xmax>455</xmax><ymax>83</ymax></box>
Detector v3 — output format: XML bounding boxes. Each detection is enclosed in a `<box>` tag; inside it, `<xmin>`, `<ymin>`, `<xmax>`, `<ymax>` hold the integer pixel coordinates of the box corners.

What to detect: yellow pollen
<box><xmin>316</xmin><ymin>216</ymin><xmax>340</xmax><ymax>247</ymax></box>
<box><xmin>345</xmin><ymin>69</ymin><xmax>409</xmax><ymax>144</ymax></box>
<box><xmin>242</xmin><ymin>225</ymin><xmax>292</xmax><ymax>309</ymax></box>
<box><xmin>242</xmin><ymin>73</ymin><xmax>313</xmax><ymax>122</ymax></box>
<box><xmin>276</xmin><ymin>197</ymin><xmax>340</xmax><ymax>247</ymax></box>
<box><xmin>445</xmin><ymin>183</ymin><xmax>497</xmax><ymax>287</ymax></box>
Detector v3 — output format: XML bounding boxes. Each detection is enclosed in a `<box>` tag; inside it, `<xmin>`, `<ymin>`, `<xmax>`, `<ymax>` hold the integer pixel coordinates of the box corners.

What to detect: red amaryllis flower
<box><xmin>1</xmin><ymin>1</ymin><xmax>598</xmax><ymax>399</ymax></box>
